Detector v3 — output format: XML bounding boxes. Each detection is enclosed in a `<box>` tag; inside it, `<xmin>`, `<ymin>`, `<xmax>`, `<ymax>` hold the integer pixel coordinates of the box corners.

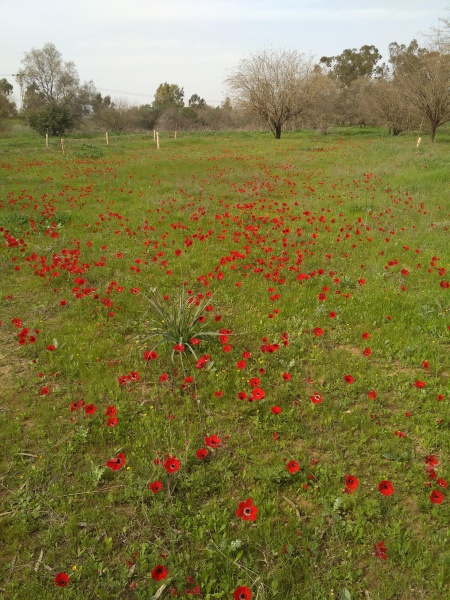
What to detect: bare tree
<box><xmin>393</xmin><ymin>45</ymin><xmax>450</xmax><ymax>141</ymax></box>
<box><xmin>363</xmin><ymin>78</ymin><xmax>418</xmax><ymax>135</ymax></box>
<box><xmin>226</xmin><ymin>48</ymin><xmax>318</xmax><ymax>139</ymax></box>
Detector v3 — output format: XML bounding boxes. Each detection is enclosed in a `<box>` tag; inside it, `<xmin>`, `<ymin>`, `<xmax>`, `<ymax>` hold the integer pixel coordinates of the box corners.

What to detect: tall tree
<box><xmin>17</xmin><ymin>43</ymin><xmax>80</xmax><ymax>109</ymax></box>
<box><xmin>188</xmin><ymin>94</ymin><xmax>206</xmax><ymax>108</ymax></box>
<box><xmin>0</xmin><ymin>78</ymin><xmax>17</xmax><ymax>122</ymax></box>
<box><xmin>320</xmin><ymin>45</ymin><xmax>385</xmax><ymax>87</ymax></box>
<box><xmin>226</xmin><ymin>48</ymin><xmax>318</xmax><ymax>139</ymax></box>
<box><xmin>390</xmin><ymin>40</ymin><xmax>450</xmax><ymax>141</ymax></box>
<box><xmin>17</xmin><ymin>43</ymin><xmax>99</xmax><ymax>134</ymax></box>
<box><xmin>152</xmin><ymin>83</ymin><xmax>184</xmax><ymax>112</ymax></box>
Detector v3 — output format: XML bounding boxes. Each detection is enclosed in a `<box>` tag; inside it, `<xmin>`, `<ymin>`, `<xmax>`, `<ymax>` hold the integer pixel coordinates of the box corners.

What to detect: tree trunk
<box><xmin>430</xmin><ymin>121</ymin><xmax>437</xmax><ymax>142</ymax></box>
<box><xmin>274</xmin><ymin>123</ymin><xmax>282</xmax><ymax>139</ymax></box>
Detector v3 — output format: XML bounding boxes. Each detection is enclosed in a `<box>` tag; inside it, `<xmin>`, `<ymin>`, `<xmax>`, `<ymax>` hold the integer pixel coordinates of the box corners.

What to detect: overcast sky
<box><xmin>2</xmin><ymin>0</ymin><xmax>448</xmax><ymax>107</ymax></box>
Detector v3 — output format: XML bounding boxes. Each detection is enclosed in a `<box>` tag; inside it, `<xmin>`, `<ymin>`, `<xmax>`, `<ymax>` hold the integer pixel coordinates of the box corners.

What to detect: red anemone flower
<box><xmin>251</xmin><ymin>387</ymin><xmax>265</xmax><ymax>401</ymax></box>
<box><xmin>149</xmin><ymin>480</ymin><xmax>163</xmax><ymax>494</ymax></box>
<box><xmin>345</xmin><ymin>475</ymin><xmax>359</xmax><ymax>494</ymax></box>
<box><xmin>378</xmin><ymin>480</ymin><xmax>394</xmax><ymax>496</ymax></box>
<box><xmin>430</xmin><ymin>490</ymin><xmax>445</xmax><ymax>504</ymax></box>
<box><xmin>286</xmin><ymin>460</ymin><xmax>300</xmax><ymax>474</ymax></box>
<box><xmin>373</xmin><ymin>541</ymin><xmax>387</xmax><ymax>560</ymax></box>
<box><xmin>205</xmin><ymin>434</ymin><xmax>221</xmax><ymax>448</ymax></box>
<box><xmin>234</xmin><ymin>586</ymin><xmax>252</xmax><ymax>600</ymax></box>
<box><xmin>54</xmin><ymin>572</ymin><xmax>70</xmax><ymax>587</ymax></box>
<box><xmin>151</xmin><ymin>564</ymin><xmax>168</xmax><ymax>581</ymax></box>
<box><xmin>236</xmin><ymin>498</ymin><xmax>258</xmax><ymax>522</ymax></box>
<box><xmin>163</xmin><ymin>455</ymin><xmax>180</xmax><ymax>474</ymax></box>
<box><xmin>106</xmin><ymin>452</ymin><xmax>126</xmax><ymax>471</ymax></box>
<box><xmin>310</xmin><ymin>393</ymin><xmax>322</xmax><ymax>404</ymax></box>
<box><xmin>196</xmin><ymin>448</ymin><xmax>208</xmax><ymax>459</ymax></box>
<box><xmin>344</xmin><ymin>374</ymin><xmax>354</xmax><ymax>384</ymax></box>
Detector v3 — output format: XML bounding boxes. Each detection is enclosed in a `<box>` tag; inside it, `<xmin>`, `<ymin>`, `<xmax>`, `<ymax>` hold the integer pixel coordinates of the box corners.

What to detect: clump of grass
<box><xmin>142</xmin><ymin>288</ymin><xmax>222</xmax><ymax>361</ymax></box>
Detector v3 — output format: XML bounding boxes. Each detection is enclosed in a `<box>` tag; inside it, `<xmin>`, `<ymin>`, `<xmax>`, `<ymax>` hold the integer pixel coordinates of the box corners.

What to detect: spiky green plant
<box><xmin>142</xmin><ymin>288</ymin><xmax>222</xmax><ymax>362</ymax></box>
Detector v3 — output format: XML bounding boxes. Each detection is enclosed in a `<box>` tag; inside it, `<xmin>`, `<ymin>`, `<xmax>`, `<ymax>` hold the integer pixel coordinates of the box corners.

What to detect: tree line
<box><xmin>1</xmin><ymin>15</ymin><xmax>449</xmax><ymax>140</ymax></box>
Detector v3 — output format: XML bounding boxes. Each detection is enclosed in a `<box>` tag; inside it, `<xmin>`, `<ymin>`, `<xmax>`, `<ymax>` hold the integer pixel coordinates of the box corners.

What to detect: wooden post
<box><xmin>174</xmin><ymin>130</ymin><xmax>177</xmax><ymax>139</ymax></box>
<box><xmin>45</xmin><ymin>133</ymin><xmax>49</xmax><ymax>149</ymax></box>
<box><xmin>106</xmin><ymin>131</ymin><xmax>109</xmax><ymax>145</ymax></box>
<box><xmin>153</xmin><ymin>129</ymin><xmax>156</xmax><ymax>140</ymax></box>
<box><xmin>61</xmin><ymin>139</ymin><xmax>65</xmax><ymax>155</ymax></box>
<box><xmin>416</xmin><ymin>137</ymin><xmax>422</xmax><ymax>148</ymax></box>
<box><xmin>156</xmin><ymin>132</ymin><xmax>160</xmax><ymax>149</ymax></box>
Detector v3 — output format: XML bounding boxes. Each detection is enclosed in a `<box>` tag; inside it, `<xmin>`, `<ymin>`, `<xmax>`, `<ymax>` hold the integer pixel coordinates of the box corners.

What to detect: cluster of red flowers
<box><xmin>118</xmin><ymin>371</ymin><xmax>140</xmax><ymax>385</ymax></box>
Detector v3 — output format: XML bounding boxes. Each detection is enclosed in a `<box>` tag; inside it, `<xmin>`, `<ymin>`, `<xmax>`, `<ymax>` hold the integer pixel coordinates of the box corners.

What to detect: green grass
<box><xmin>1</xmin><ymin>124</ymin><xmax>450</xmax><ymax>599</ymax></box>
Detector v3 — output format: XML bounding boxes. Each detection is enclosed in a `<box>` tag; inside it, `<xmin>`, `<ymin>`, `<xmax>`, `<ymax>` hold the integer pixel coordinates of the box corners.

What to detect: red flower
<box><xmin>286</xmin><ymin>460</ymin><xmax>300</xmax><ymax>474</ymax></box>
<box><xmin>237</xmin><ymin>360</ymin><xmax>247</xmax><ymax>370</ymax></box>
<box><xmin>151</xmin><ymin>564</ymin><xmax>168</xmax><ymax>581</ymax></box>
<box><xmin>437</xmin><ymin>478</ymin><xmax>448</xmax><ymax>488</ymax></box>
<box><xmin>271</xmin><ymin>405</ymin><xmax>282</xmax><ymax>414</ymax></box>
<box><xmin>205</xmin><ymin>434</ymin><xmax>221</xmax><ymax>448</ymax></box>
<box><xmin>329</xmin><ymin>311</ymin><xmax>337</xmax><ymax>318</ymax></box>
<box><xmin>106</xmin><ymin>405</ymin><xmax>118</xmax><ymax>417</ymax></box>
<box><xmin>313</xmin><ymin>327</ymin><xmax>324</xmax><ymax>336</ymax></box>
<box><xmin>345</xmin><ymin>475</ymin><xmax>359</xmax><ymax>494</ymax></box>
<box><xmin>363</xmin><ymin>347</ymin><xmax>371</xmax><ymax>357</ymax></box>
<box><xmin>106</xmin><ymin>417</ymin><xmax>118</xmax><ymax>427</ymax></box>
<box><xmin>196</xmin><ymin>448</ymin><xmax>208</xmax><ymax>459</ymax></box>
<box><xmin>362</xmin><ymin>332</ymin><xmax>370</xmax><ymax>340</ymax></box>
<box><xmin>70</xmin><ymin>400</ymin><xmax>84</xmax><ymax>411</ymax></box>
<box><xmin>234</xmin><ymin>586</ymin><xmax>252</xmax><ymax>600</ymax></box>
<box><xmin>236</xmin><ymin>498</ymin><xmax>258</xmax><ymax>522</ymax></box>
<box><xmin>414</xmin><ymin>380</ymin><xmax>426</xmax><ymax>388</ymax></box>
<box><xmin>344</xmin><ymin>374</ymin><xmax>354</xmax><ymax>384</ymax></box>
<box><xmin>251</xmin><ymin>387</ymin><xmax>265</xmax><ymax>401</ymax></box>
<box><xmin>54</xmin><ymin>572</ymin><xmax>70</xmax><ymax>587</ymax></box>
<box><xmin>163</xmin><ymin>455</ymin><xmax>180</xmax><ymax>474</ymax></box>
<box><xmin>238</xmin><ymin>391</ymin><xmax>247</xmax><ymax>400</ymax></box>
<box><xmin>144</xmin><ymin>350</ymin><xmax>158</xmax><ymax>360</ymax></box>
<box><xmin>106</xmin><ymin>452</ymin><xmax>125</xmax><ymax>471</ymax></box>
<box><xmin>282</xmin><ymin>372</ymin><xmax>291</xmax><ymax>381</ymax></box>
<box><xmin>430</xmin><ymin>490</ymin><xmax>445</xmax><ymax>504</ymax></box>
<box><xmin>310</xmin><ymin>393</ymin><xmax>322</xmax><ymax>404</ymax></box>
<box><xmin>368</xmin><ymin>390</ymin><xmax>377</xmax><ymax>400</ymax></box>
<box><xmin>149</xmin><ymin>480</ymin><xmax>163</xmax><ymax>494</ymax></box>
<box><xmin>378</xmin><ymin>480</ymin><xmax>394</xmax><ymax>496</ymax></box>
<box><xmin>373</xmin><ymin>541</ymin><xmax>387</xmax><ymax>560</ymax></box>
<box><xmin>249</xmin><ymin>377</ymin><xmax>260</xmax><ymax>388</ymax></box>
<box><xmin>242</xmin><ymin>351</ymin><xmax>251</xmax><ymax>359</ymax></box>
<box><xmin>196</xmin><ymin>355</ymin><xmax>210</xmax><ymax>369</ymax></box>
<box><xmin>84</xmin><ymin>403</ymin><xmax>96</xmax><ymax>415</ymax></box>
<box><xmin>47</xmin><ymin>344</ymin><xmax>56</xmax><ymax>351</ymax></box>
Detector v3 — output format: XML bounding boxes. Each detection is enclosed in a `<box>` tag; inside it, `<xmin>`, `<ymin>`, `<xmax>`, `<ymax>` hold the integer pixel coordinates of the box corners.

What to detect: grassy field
<box><xmin>1</xmin><ymin>124</ymin><xmax>450</xmax><ymax>599</ymax></box>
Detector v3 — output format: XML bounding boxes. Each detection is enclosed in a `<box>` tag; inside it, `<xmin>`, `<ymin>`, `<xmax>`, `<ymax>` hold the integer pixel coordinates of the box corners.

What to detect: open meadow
<box><xmin>1</xmin><ymin>126</ymin><xmax>450</xmax><ymax>599</ymax></box>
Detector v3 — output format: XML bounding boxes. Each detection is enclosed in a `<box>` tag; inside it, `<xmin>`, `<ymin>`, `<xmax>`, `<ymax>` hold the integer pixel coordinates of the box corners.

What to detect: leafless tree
<box><xmin>226</xmin><ymin>48</ymin><xmax>319</xmax><ymax>138</ymax></box>
<box><xmin>397</xmin><ymin>49</ymin><xmax>450</xmax><ymax>141</ymax></box>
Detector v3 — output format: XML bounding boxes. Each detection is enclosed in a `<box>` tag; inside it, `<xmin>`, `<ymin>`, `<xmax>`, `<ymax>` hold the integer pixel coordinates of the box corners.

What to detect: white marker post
<box><xmin>61</xmin><ymin>139</ymin><xmax>65</xmax><ymax>155</ymax></box>
<box><xmin>45</xmin><ymin>133</ymin><xmax>49</xmax><ymax>149</ymax></box>
<box><xmin>416</xmin><ymin>137</ymin><xmax>422</xmax><ymax>147</ymax></box>
<box><xmin>106</xmin><ymin>131</ymin><xmax>109</xmax><ymax>145</ymax></box>
<box><xmin>156</xmin><ymin>132</ymin><xmax>160</xmax><ymax>149</ymax></box>
<box><xmin>153</xmin><ymin>129</ymin><xmax>156</xmax><ymax>140</ymax></box>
